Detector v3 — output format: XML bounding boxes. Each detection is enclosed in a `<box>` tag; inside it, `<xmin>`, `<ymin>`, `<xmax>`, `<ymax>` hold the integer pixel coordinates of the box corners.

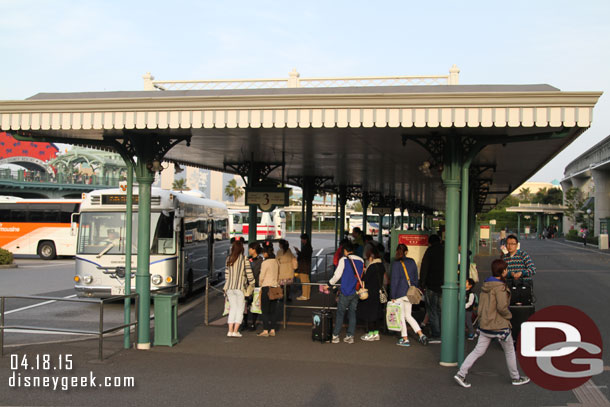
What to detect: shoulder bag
<box><xmin>400</xmin><ymin>260</ymin><xmax>423</xmax><ymax>304</ymax></box>
<box><xmin>348</xmin><ymin>257</ymin><xmax>368</xmax><ymax>300</ymax></box>
<box><xmin>267</xmin><ymin>259</ymin><xmax>283</xmax><ymax>300</ymax></box>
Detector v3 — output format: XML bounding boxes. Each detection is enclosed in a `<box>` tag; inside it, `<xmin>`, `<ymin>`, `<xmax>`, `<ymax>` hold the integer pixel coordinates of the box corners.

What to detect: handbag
<box><xmin>379</xmin><ymin>286</ymin><xmax>388</xmax><ymax>304</ymax></box>
<box><xmin>268</xmin><ymin>286</ymin><xmax>283</xmax><ymax>300</ymax></box>
<box><xmin>400</xmin><ymin>260</ymin><xmax>423</xmax><ymax>304</ymax></box>
<box><xmin>348</xmin><ymin>257</ymin><xmax>368</xmax><ymax>300</ymax></box>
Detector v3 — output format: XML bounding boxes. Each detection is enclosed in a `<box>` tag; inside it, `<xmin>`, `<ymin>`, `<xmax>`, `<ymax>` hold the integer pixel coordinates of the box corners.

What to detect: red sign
<box><xmin>398</xmin><ymin>234</ymin><xmax>429</xmax><ymax>247</ymax></box>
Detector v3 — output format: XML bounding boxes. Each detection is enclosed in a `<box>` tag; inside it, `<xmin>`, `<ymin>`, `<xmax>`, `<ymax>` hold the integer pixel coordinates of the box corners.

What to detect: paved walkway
<box><xmin>1</xmin><ymin>239</ymin><xmax>609</xmax><ymax>406</ymax></box>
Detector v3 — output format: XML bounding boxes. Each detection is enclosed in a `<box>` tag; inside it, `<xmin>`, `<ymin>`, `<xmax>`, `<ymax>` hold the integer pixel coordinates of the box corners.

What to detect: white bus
<box><xmin>228</xmin><ymin>208</ymin><xmax>286</xmax><ymax>240</ymax></box>
<box><xmin>348</xmin><ymin>212</ymin><xmax>380</xmax><ymax>236</ymax></box>
<box><xmin>0</xmin><ymin>197</ymin><xmax>81</xmax><ymax>259</ymax></box>
<box><xmin>74</xmin><ymin>187</ymin><xmax>229</xmax><ymax>298</ymax></box>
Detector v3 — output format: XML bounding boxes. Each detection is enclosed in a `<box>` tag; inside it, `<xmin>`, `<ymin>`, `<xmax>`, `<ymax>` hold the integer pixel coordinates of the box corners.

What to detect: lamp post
<box><xmin>586</xmin><ymin>208</ymin><xmax>592</xmax><ymax>231</ymax></box>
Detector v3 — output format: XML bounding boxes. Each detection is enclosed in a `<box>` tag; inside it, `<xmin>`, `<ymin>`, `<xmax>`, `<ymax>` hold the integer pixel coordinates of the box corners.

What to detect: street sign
<box><xmin>480</xmin><ymin>225</ymin><xmax>490</xmax><ymax>239</ymax></box>
<box><xmin>245</xmin><ymin>187</ymin><xmax>290</xmax><ymax>211</ymax></box>
<box><xmin>372</xmin><ymin>207</ymin><xmax>392</xmax><ymax>215</ymax></box>
<box><xmin>490</xmin><ymin>219</ymin><xmax>497</xmax><ymax>225</ymax></box>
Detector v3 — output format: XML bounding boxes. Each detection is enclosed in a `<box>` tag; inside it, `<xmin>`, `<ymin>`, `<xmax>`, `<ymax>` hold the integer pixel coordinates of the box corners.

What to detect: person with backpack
<box><xmin>454</xmin><ymin>259</ymin><xmax>530</xmax><ymax>388</ymax></box>
<box><xmin>327</xmin><ymin>241</ymin><xmax>364</xmax><ymax>344</ymax></box>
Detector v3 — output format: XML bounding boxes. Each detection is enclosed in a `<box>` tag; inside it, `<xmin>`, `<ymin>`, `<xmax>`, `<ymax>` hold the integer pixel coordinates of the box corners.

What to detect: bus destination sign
<box><xmin>102</xmin><ymin>195</ymin><xmax>139</xmax><ymax>205</ymax></box>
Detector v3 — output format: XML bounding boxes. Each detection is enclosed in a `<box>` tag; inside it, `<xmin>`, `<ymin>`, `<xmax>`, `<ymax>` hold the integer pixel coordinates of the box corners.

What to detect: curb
<box><xmin>0</xmin><ymin>263</ymin><xmax>18</xmax><ymax>269</ymax></box>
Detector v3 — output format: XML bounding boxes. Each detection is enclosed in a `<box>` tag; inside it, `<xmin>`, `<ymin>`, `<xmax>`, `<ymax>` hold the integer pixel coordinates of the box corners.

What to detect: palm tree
<box><xmin>224</xmin><ymin>179</ymin><xmax>244</xmax><ymax>202</ymax></box>
<box><xmin>518</xmin><ymin>187</ymin><xmax>532</xmax><ymax>202</ymax></box>
<box><xmin>172</xmin><ymin>179</ymin><xmax>189</xmax><ymax>191</ymax></box>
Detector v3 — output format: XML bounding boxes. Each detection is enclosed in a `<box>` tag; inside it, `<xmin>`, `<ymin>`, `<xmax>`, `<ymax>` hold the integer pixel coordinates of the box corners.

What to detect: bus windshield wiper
<box><xmin>96</xmin><ymin>242</ymin><xmax>115</xmax><ymax>258</ymax></box>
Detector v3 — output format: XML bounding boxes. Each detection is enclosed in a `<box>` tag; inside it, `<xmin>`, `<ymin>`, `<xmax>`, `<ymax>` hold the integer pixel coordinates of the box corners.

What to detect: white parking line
<box><xmin>4</xmin><ymin>294</ymin><xmax>77</xmax><ymax>315</ymax></box>
<box><xmin>16</xmin><ymin>263</ymin><xmax>74</xmax><ymax>269</ymax></box>
<box><xmin>4</xmin><ymin>329</ymin><xmax>84</xmax><ymax>336</ymax></box>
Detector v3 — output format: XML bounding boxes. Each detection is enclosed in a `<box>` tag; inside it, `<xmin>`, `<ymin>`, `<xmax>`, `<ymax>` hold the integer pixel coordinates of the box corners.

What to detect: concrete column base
<box><xmin>439</xmin><ymin>362</ymin><xmax>458</xmax><ymax>367</ymax></box>
<box><xmin>136</xmin><ymin>343</ymin><xmax>151</xmax><ymax>350</ymax></box>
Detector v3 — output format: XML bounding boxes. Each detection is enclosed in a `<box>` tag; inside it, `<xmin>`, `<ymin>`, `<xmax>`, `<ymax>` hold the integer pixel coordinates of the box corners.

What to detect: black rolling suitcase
<box><xmin>312</xmin><ymin>309</ymin><xmax>333</xmax><ymax>343</ymax></box>
<box><xmin>510</xmin><ymin>305</ymin><xmax>535</xmax><ymax>342</ymax></box>
<box><xmin>312</xmin><ymin>285</ymin><xmax>333</xmax><ymax>343</ymax></box>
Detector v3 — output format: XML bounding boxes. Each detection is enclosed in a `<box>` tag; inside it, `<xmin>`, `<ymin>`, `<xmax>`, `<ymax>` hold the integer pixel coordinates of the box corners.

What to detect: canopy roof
<box><xmin>0</xmin><ymin>84</ymin><xmax>601</xmax><ymax>211</ymax></box>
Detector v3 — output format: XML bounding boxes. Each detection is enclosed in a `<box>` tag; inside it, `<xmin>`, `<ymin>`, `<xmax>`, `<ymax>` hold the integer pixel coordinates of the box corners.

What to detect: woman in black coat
<box><xmin>359</xmin><ymin>245</ymin><xmax>385</xmax><ymax>341</ymax></box>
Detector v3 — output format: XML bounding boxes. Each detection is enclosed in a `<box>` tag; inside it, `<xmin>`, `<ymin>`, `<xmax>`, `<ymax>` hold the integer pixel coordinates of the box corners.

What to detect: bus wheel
<box><xmin>38</xmin><ymin>241</ymin><xmax>57</xmax><ymax>260</ymax></box>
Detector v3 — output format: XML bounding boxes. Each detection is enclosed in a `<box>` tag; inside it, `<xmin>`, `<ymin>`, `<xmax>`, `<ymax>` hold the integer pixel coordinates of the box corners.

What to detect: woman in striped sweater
<box><xmin>224</xmin><ymin>240</ymin><xmax>255</xmax><ymax>337</ymax></box>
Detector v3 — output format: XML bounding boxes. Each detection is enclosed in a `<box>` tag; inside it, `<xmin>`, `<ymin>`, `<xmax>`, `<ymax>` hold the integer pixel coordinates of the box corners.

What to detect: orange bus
<box><xmin>0</xmin><ymin>197</ymin><xmax>81</xmax><ymax>259</ymax></box>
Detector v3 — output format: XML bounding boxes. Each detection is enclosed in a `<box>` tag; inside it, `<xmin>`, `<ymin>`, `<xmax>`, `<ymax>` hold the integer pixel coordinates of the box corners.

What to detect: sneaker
<box><xmin>428</xmin><ymin>337</ymin><xmax>442</xmax><ymax>344</ymax></box>
<box><xmin>511</xmin><ymin>377</ymin><xmax>530</xmax><ymax>386</ymax></box>
<box><xmin>454</xmin><ymin>374</ymin><xmax>471</xmax><ymax>388</ymax></box>
<box><xmin>332</xmin><ymin>335</ymin><xmax>340</xmax><ymax>344</ymax></box>
<box><xmin>360</xmin><ymin>333</ymin><xmax>376</xmax><ymax>341</ymax></box>
<box><xmin>227</xmin><ymin>331</ymin><xmax>234</xmax><ymax>337</ymax></box>
<box><xmin>418</xmin><ymin>334</ymin><xmax>429</xmax><ymax>346</ymax></box>
<box><xmin>467</xmin><ymin>334</ymin><xmax>475</xmax><ymax>341</ymax></box>
<box><xmin>343</xmin><ymin>336</ymin><xmax>354</xmax><ymax>344</ymax></box>
<box><xmin>233</xmin><ymin>332</ymin><xmax>242</xmax><ymax>338</ymax></box>
<box><xmin>372</xmin><ymin>333</ymin><xmax>380</xmax><ymax>341</ymax></box>
<box><xmin>296</xmin><ymin>296</ymin><xmax>309</xmax><ymax>301</ymax></box>
<box><xmin>396</xmin><ymin>338</ymin><xmax>411</xmax><ymax>347</ymax></box>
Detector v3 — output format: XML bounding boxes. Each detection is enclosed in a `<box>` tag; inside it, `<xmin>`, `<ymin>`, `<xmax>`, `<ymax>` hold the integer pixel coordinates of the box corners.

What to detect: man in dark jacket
<box><xmin>419</xmin><ymin>234</ymin><xmax>444</xmax><ymax>343</ymax></box>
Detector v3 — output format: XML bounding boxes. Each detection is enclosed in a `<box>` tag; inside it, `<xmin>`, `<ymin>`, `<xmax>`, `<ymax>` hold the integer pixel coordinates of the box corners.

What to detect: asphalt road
<box><xmin>0</xmin><ymin>238</ymin><xmax>608</xmax><ymax>407</ymax></box>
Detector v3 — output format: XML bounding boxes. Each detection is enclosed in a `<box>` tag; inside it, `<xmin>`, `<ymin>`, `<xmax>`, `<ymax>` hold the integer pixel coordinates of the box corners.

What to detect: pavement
<box><xmin>1</xmin><ymin>239</ymin><xmax>609</xmax><ymax>407</ymax></box>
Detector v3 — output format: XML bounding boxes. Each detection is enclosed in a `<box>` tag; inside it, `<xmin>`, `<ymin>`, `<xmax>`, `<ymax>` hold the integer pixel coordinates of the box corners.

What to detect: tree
<box><xmin>172</xmin><ymin>178</ymin><xmax>189</xmax><ymax>191</ymax></box>
<box><xmin>564</xmin><ymin>187</ymin><xmax>586</xmax><ymax>225</ymax></box>
<box><xmin>224</xmin><ymin>179</ymin><xmax>244</xmax><ymax>202</ymax></box>
<box><xmin>518</xmin><ymin>187</ymin><xmax>532</xmax><ymax>202</ymax></box>
<box><xmin>531</xmin><ymin>187</ymin><xmax>563</xmax><ymax>205</ymax></box>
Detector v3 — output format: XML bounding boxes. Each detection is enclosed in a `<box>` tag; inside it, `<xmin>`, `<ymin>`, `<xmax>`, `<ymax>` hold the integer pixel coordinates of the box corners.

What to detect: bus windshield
<box><xmin>77</xmin><ymin>211</ymin><xmax>175</xmax><ymax>256</ymax></box>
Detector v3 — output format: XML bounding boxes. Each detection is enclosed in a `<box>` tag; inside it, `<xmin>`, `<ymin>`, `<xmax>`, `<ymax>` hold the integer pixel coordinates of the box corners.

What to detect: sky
<box><xmin>1</xmin><ymin>0</ymin><xmax>609</xmax><ymax>183</ymax></box>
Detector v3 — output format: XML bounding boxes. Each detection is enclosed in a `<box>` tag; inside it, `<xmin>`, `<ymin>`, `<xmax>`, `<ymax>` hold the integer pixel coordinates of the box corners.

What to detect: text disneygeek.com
<box><xmin>7</xmin><ymin>354</ymin><xmax>135</xmax><ymax>391</ymax></box>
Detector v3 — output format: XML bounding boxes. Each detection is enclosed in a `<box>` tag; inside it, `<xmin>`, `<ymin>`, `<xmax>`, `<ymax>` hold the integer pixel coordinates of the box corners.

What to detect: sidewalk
<box><xmin>1</xmin><ymin>289</ymin><xmax>582</xmax><ymax>407</ymax></box>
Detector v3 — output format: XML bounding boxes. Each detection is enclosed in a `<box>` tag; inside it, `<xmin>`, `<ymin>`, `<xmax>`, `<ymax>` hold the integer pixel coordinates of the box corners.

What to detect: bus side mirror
<box><xmin>71</xmin><ymin>223</ymin><xmax>77</xmax><ymax>236</ymax></box>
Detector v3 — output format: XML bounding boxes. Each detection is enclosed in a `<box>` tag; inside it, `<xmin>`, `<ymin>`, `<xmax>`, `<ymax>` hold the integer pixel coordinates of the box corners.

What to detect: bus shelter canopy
<box><xmin>0</xmin><ymin>84</ymin><xmax>601</xmax><ymax>212</ymax></box>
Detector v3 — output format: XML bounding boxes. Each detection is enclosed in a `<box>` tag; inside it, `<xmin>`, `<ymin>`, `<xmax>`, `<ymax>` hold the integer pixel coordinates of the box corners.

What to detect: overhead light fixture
<box><xmin>174</xmin><ymin>163</ymin><xmax>184</xmax><ymax>174</ymax></box>
<box><xmin>147</xmin><ymin>160</ymin><xmax>164</xmax><ymax>173</ymax></box>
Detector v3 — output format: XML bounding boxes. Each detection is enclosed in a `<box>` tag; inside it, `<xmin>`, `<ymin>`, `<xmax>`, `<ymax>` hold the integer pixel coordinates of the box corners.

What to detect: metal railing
<box><xmin>282</xmin><ymin>282</ymin><xmax>337</xmax><ymax>329</ymax></box>
<box><xmin>0</xmin><ymin>294</ymin><xmax>139</xmax><ymax>361</ymax></box>
<box><xmin>144</xmin><ymin>66</ymin><xmax>460</xmax><ymax>91</ymax></box>
<box><xmin>0</xmin><ymin>168</ymin><xmax>122</xmax><ymax>188</ymax></box>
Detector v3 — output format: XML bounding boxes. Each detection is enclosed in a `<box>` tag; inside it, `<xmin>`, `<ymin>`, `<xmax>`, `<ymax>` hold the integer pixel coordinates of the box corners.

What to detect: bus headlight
<box><xmin>151</xmin><ymin>274</ymin><xmax>163</xmax><ymax>285</ymax></box>
<box><xmin>83</xmin><ymin>275</ymin><xmax>93</xmax><ymax>284</ymax></box>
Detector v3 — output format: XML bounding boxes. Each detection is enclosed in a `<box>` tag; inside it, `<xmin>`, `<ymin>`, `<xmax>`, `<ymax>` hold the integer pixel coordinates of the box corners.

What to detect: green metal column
<box><xmin>517</xmin><ymin>213</ymin><xmax>521</xmax><ymax>237</ymax></box>
<box><xmin>378</xmin><ymin>215</ymin><xmax>384</xmax><ymax>245</ymax></box>
<box><xmin>537</xmin><ymin>214</ymin><xmax>542</xmax><ymax>239</ymax></box>
<box><xmin>458</xmin><ymin>156</ymin><xmax>472</xmax><ymax>365</ymax></box>
<box><xmin>339</xmin><ymin>185</ymin><xmax>347</xmax><ymax>242</ymax></box>
<box><xmin>124</xmin><ymin>161</ymin><xmax>134</xmax><ymax>349</ymax></box>
<box><xmin>248</xmin><ymin>165</ymin><xmax>257</xmax><ymax>244</ymax></box>
<box><xmin>335</xmin><ymin>193</ymin><xmax>339</xmax><ymax>250</ymax></box>
<box><xmin>291</xmin><ymin>212</ymin><xmax>295</xmax><ymax>232</ymax></box>
<box><xmin>440</xmin><ymin>135</ymin><xmax>461</xmax><ymax>366</ymax></box>
<box><xmin>304</xmin><ymin>177</ymin><xmax>314</xmax><ymax>239</ymax></box>
<box><xmin>362</xmin><ymin>193</ymin><xmax>369</xmax><ymax>235</ymax></box>
<box><xmin>400</xmin><ymin>207</ymin><xmax>405</xmax><ymax>230</ymax></box>
<box><xmin>134</xmin><ymin>159</ymin><xmax>154</xmax><ymax>349</ymax></box>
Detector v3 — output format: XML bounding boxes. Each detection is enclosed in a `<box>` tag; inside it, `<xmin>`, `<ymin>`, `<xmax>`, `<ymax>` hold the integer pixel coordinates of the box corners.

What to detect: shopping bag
<box><xmin>469</xmin><ymin>263</ymin><xmax>479</xmax><ymax>283</ymax></box>
<box><xmin>385</xmin><ymin>302</ymin><xmax>402</xmax><ymax>332</ymax></box>
<box><xmin>250</xmin><ymin>288</ymin><xmax>262</xmax><ymax>314</ymax></box>
<box><xmin>223</xmin><ymin>296</ymin><xmax>230</xmax><ymax>316</ymax></box>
